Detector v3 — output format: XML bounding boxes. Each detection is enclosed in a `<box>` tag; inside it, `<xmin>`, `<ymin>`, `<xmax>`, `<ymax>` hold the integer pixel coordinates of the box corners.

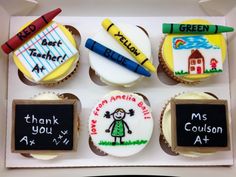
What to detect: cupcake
<box><xmin>160</xmin><ymin>92</ymin><xmax>230</xmax><ymax>157</ymax></box>
<box><xmin>12</xmin><ymin>92</ymin><xmax>80</xmax><ymax>160</ymax></box>
<box><xmin>88</xmin><ymin>19</ymin><xmax>153</xmax><ymax>87</ymax></box>
<box><xmin>8</xmin><ymin>9</ymin><xmax>80</xmax><ymax>85</ymax></box>
<box><xmin>159</xmin><ymin>19</ymin><xmax>227</xmax><ymax>84</ymax></box>
<box><xmin>88</xmin><ymin>91</ymin><xmax>153</xmax><ymax>157</ymax></box>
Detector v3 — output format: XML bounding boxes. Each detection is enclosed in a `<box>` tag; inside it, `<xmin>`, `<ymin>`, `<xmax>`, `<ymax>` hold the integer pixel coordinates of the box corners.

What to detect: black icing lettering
<box><xmin>32</xmin><ymin>64</ymin><xmax>45</xmax><ymax>73</ymax></box>
<box><xmin>104</xmin><ymin>48</ymin><xmax>112</xmax><ymax>58</ymax></box>
<box><xmin>29</xmin><ymin>48</ymin><xmax>65</xmax><ymax>63</ymax></box>
<box><xmin>16</xmin><ymin>25</ymin><xmax>36</xmax><ymax>41</ymax></box>
<box><xmin>41</xmin><ymin>39</ymin><xmax>63</xmax><ymax>47</ymax></box>
<box><xmin>114</xmin><ymin>31</ymin><xmax>140</xmax><ymax>56</ymax></box>
<box><xmin>203</xmin><ymin>25</ymin><xmax>209</xmax><ymax>32</ymax></box>
<box><xmin>179</xmin><ymin>24</ymin><xmax>185</xmax><ymax>32</ymax></box>
<box><xmin>28</xmin><ymin>25</ymin><xmax>36</xmax><ymax>32</ymax></box>
<box><xmin>179</xmin><ymin>24</ymin><xmax>210</xmax><ymax>32</ymax></box>
<box><xmin>186</xmin><ymin>24</ymin><xmax>191</xmax><ymax>32</ymax></box>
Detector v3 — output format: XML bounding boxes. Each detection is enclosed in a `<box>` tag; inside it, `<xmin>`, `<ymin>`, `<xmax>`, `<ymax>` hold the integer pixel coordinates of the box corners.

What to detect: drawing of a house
<box><xmin>188</xmin><ymin>49</ymin><xmax>205</xmax><ymax>74</ymax></box>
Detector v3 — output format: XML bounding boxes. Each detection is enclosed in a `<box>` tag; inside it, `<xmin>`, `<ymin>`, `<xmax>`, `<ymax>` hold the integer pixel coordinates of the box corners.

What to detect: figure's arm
<box><xmin>124</xmin><ymin>121</ymin><xmax>132</xmax><ymax>134</ymax></box>
<box><xmin>105</xmin><ymin>121</ymin><xmax>115</xmax><ymax>133</ymax></box>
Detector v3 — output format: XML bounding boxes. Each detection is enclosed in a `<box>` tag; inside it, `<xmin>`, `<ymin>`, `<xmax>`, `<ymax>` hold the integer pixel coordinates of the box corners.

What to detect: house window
<box><xmin>190</xmin><ymin>59</ymin><xmax>196</xmax><ymax>65</ymax></box>
<box><xmin>190</xmin><ymin>66</ymin><xmax>195</xmax><ymax>71</ymax></box>
<box><xmin>197</xmin><ymin>59</ymin><xmax>202</xmax><ymax>64</ymax></box>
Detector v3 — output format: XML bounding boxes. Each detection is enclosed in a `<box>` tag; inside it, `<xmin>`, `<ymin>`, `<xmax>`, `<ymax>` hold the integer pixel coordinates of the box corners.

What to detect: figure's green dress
<box><xmin>111</xmin><ymin>120</ymin><xmax>125</xmax><ymax>137</ymax></box>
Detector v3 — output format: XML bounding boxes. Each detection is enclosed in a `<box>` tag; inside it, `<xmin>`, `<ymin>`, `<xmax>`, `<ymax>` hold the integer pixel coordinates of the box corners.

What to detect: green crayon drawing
<box><xmin>104</xmin><ymin>108</ymin><xmax>134</xmax><ymax>145</ymax></box>
<box><xmin>175</xmin><ymin>70</ymin><xmax>189</xmax><ymax>76</ymax></box>
<box><xmin>99</xmin><ymin>140</ymin><xmax>148</xmax><ymax>146</ymax></box>
<box><xmin>204</xmin><ymin>69</ymin><xmax>223</xmax><ymax>73</ymax></box>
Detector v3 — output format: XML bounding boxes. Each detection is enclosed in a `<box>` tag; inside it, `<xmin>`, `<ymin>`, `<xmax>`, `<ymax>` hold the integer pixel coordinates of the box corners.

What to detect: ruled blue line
<box><xmin>42</xmin><ymin>29</ymin><xmax>64</xmax><ymax>64</ymax></box>
<box><xmin>37</xmin><ymin>30</ymin><xmax>59</xmax><ymax>68</ymax></box>
<box><xmin>28</xmin><ymin>40</ymin><xmax>50</xmax><ymax>73</ymax></box>
<box><xmin>41</xmin><ymin>28</ymin><xmax>61</xmax><ymax>66</ymax></box>
<box><xmin>52</xmin><ymin>25</ymin><xmax>74</xmax><ymax>55</ymax></box>
<box><xmin>31</xmin><ymin>36</ymin><xmax>54</xmax><ymax>70</ymax></box>
<box><xmin>23</xmin><ymin>41</ymin><xmax>48</xmax><ymax>76</ymax></box>
<box><xmin>18</xmin><ymin>47</ymin><xmax>40</xmax><ymax>79</ymax></box>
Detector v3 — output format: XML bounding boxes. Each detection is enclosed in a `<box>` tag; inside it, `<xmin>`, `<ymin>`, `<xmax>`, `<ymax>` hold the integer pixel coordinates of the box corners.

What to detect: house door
<box><xmin>197</xmin><ymin>67</ymin><xmax>202</xmax><ymax>74</ymax></box>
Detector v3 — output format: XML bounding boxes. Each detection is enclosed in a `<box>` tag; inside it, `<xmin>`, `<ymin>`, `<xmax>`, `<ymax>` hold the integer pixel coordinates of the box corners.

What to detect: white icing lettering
<box><xmin>193</xmin><ymin>135</ymin><xmax>210</xmax><ymax>145</ymax></box>
<box><xmin>184</xmin><ymin>122</ymin><xmax>223</xmax><ymax>134</ymax></box>
<box><xmin>184</xmin><ymin>122</ymin><xmax>191</xmax><ymax>131</ymax></box>
<box><xmin>20</xmin><ymin>136</ymin><xmax>29</xmax><ymax>145</ymax></box>
<box><xmin>24</xmin><ymin>114</ymin><xmax>31</xmax><ymax>123</ymax></box>
<box><xmin>191</xmin><ymin>113</ymin><xmax>202</xmax><ymax>121</ymax></box>
<box><xmin>202</xmin><ymin>114</ymin><xmax>207</xmax><ymax>121</ymax></box>
<box><xmin>32</xmin><ymin>126</ymin><xmax>53</xmax><ymax>135</ymax></box>
<box><xmin>19</xmin><ymin>136</ymin><xmax>35</xmax><ymax>146</ymax></box>
<box><xmin>194</xmin><ymin>135</ymin><xmax>202</xmax><ymax>145</ymax></box>
<box><xmin>24</xmin><ymin>114</ymin><xmax>59</xmax><ymax>125</ymax></box>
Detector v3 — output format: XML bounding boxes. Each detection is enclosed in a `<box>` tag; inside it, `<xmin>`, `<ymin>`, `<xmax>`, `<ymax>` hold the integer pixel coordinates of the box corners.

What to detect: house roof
<box><xmin>189</xmin><ymin>49</ymin><xmax>204</xmax><ymax>59</ymax></box>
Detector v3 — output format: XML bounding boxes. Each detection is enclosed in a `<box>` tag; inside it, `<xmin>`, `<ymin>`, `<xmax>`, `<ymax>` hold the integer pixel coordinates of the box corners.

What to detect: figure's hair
<box><xmin>114</xmin><ymin>108</ymin><xmax>125</xmax><ymax>113</ymax></box>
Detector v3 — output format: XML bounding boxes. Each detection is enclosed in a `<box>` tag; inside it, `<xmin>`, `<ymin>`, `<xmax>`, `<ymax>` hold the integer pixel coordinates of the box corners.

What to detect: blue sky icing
<box><xmin>173</xmin><ymin>36</ymin><xmax>220</xmax><ymax>50</ymax></box>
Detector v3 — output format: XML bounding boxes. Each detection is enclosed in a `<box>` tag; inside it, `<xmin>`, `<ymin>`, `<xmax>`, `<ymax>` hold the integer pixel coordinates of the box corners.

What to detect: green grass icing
<box><xmin>98</xmin><ymin>140</ymin><xmax>148</xmax><ymax>146</ymax></box>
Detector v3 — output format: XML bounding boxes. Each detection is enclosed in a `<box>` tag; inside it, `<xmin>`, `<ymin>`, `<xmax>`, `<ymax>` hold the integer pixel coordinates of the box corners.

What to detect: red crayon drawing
<box><xmin>1</xmin><ymin>8</ymin><xmax>61</xmax><ymax>54</ymax></box>
<box><xmin>188</xmin><ymin>49</ymin><xmax>205</xmax><ymax>74</ymax></box>
<box><xmin>210</xmin><ymin>58</ymin><xmax>218</xmax><ymax>70</ymax></box>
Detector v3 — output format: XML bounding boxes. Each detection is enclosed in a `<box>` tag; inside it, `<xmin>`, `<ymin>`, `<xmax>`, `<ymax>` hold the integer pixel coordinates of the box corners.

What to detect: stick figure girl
<box><xmin>104</xmin><ymin>108</ymin><xmax>134</xmax><ymax>145</ymax></box>
<box><xmin>210</xmin><ymin>58</ymin><xmax>218</xmax><ymax>70</ymax></box>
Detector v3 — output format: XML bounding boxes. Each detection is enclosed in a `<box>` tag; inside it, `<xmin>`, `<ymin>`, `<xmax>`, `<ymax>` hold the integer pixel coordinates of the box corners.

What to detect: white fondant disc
<box><xmin>89</xmin><ymin>91</ymin><xmax>153</xmax><ymax>157</ymax></box>
<box><xmin>89</xmin><ymin>23</ymin><xmax>152</xmax><ymax>86</ymax></box>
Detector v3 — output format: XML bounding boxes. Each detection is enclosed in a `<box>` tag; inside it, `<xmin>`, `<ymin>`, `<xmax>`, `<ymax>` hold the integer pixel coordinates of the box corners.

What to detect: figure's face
<box><xmin>113</xmin><ymin>109</ymin><xmax>125</xmax><ymax>120</ymax></box>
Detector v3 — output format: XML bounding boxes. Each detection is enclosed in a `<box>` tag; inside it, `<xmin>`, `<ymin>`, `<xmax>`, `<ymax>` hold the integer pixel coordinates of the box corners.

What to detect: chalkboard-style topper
<box><xmin>171</xmin><ymin>99</ymin><xmax>230</xmax><ymax>153</ymax></box>
<box><xmin>12</xmin><ymin>99</ymin><xmax>78</xmax><ymax>153</ymax></box>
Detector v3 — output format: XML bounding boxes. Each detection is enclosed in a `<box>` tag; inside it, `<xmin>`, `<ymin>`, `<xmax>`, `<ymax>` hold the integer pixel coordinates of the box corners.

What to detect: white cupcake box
<box><xmin>3</xmin><ymin>16</ymin><xmax>234</xmax><ymax>168</ymax></box>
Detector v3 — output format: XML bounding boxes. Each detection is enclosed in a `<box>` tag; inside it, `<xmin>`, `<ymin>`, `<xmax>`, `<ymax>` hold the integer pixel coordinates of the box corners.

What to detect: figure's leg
<box><xmin>120</xmin><ymin>137</ymin><xmax>124</xmax><ymax>144</ymax></box>
<box><xmin>112</xmin><ymin>137</ymin><xmax>117</xmax><ymax>145</ymax></box>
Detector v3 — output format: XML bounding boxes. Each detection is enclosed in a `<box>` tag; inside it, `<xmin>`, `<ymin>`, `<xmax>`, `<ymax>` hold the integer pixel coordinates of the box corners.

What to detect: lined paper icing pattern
<box><xmin>14</xmin><ymin>22</ymin><xmax>78</xmax><ymax>81</ymax></box>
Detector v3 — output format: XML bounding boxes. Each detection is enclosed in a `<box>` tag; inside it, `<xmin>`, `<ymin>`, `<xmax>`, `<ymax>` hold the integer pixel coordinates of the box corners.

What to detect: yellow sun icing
<box><xmin>13</xmin><ymin>21</ymin><xmax>78</xmax><ymax>83</ymax></box>
<box><xmin>162</xmin><ymin>19</ymin><xmax>227</xmax><ymax>81</ymax></box>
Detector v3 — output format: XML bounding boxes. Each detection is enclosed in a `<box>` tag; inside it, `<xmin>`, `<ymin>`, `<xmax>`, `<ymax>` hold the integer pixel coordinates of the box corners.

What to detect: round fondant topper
<box><xmin>89</xmin><ymin>23</ymin><xmax>151</xmax><ymax>86</ymax></box>
<box><xmin>89</xmin><ymin>91</ymin><xmax>153</xmax><ymax>157</ymax></box>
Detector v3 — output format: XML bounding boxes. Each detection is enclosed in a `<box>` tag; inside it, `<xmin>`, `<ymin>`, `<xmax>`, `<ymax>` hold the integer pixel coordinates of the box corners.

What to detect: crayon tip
<box><xmin>142</xmin><ymin>69</ymin><xmax>151</xmax><ymax>77</ymax></box>
<box><xmin>225</xmin><ymin>26</ymin><xmax>234</xmax><ymax>32</ymax></box>
<box><xmin>218</xmin><ymin>25</ymin><xmax>234</xmax><ymax>33</ymax></box>
<box><xmin>52</xmin><ymin>8</ymin><xmax>62</xmax><ymax>14</ymax></box>
<box><xmin>144</xmin><ymin>62</ymin><xmax>156</xmax><ymax>72</ymax></box>
<box><xmin>136</xmin><ymin>62</ymin><xmax>152</xmax><ymax>77</ymax></box>
<box><xmin>44</xmin><ymin>8</ymin><xmax>62</xmax><ymax>18</ymax></box>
